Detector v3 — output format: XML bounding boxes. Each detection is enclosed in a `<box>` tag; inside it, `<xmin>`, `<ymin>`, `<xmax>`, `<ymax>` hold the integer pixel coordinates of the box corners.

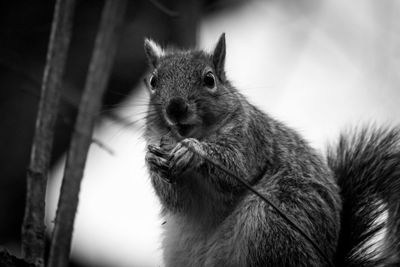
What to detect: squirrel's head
<box><xmin>144</xmin><ymin>33</ymin><xmax>239</xmax><ymax>140</ymax></box>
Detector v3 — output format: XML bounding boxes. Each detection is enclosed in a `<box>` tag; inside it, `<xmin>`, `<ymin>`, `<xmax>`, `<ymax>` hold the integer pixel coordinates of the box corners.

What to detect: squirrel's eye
<box><xmin>149</xmin><ymin>74</ymin><xmax>157</xmax><ymax>89</ymax></box>
<box><xmin>203</xmin><ymin>71</ymin><xmax>216</xmax><ymax>89</ymax></box>
<box><xmin>150</xmin><ymin>75</ymin><xmax>157</xmax><ymax>87</ymax></box>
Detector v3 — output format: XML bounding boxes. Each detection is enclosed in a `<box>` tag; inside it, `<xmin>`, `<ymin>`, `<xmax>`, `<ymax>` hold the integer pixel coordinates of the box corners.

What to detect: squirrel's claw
<box><xmin>146</xmin><ymin>145</ymin><xmax>174</xmax><ymax>183</ymax></box>
<box><xmin>148</xmin><ymin>144</ymin><xmax>169</xmax><ymax>158</ymax></box>
<box><xmin>160</xmin><ymin>134</ymin><xmax>177</xmax><ymax>151</ymax></box>
<box><xmin>168</xmin><ymin>138</ymin><xmax>204</xmax><ymax>176</ymax></box>
<box><xmin>147</xmin><ymin>139</ymin><xmax>204</xmax><ymax>180</ymax></box>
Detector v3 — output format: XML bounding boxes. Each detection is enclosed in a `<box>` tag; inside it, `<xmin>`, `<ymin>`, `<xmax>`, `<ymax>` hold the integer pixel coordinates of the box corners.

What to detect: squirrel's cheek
<box><xmin>201</xmin><ymin>111</ymin><xmax>218</xmax><ymax>126</ymax></box>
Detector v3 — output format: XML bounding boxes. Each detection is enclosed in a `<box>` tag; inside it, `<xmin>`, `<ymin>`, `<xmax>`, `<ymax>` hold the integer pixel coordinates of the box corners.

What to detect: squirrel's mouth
<box><xmin>175</xmin><ymin>123</ymin><xmax>196</xmax><ymax>137</ymax></box>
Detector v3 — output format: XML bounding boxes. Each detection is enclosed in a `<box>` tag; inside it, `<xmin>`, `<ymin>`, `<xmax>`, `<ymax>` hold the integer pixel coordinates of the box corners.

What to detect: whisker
<box><xmin>99</xmin><ymin>103</ymin><xmax>160</xmax><ymax>114</ymax></box>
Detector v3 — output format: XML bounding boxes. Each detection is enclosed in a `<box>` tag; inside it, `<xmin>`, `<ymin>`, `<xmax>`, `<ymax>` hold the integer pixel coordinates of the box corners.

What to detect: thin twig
<box><xmin>47</xmin><ymin>1</ymin><xmax>127</xmax><ymax>266</ymax></box>
<box><xmin>92</xmin><ymin>137</ymin><xmax>115</xmax><ymax>156</ymax></box>
<box><xmin>184</xmin><ymin>144</ymin><xmax>335</xmax><ymax>267</ymax></box>
<box><xmin>21</xmin><ymin>0</ymin><xmax>76</xmax><ymax>266</ymax></box>
<box><xmin>147</xmin><ymin>0</ymin><xmax>179</xmax><ymax>17</ymax></box>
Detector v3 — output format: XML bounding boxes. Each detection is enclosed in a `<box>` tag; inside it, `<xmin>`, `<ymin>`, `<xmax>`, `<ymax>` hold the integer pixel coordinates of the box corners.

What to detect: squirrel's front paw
<box><xmin>168</xmin><ymin>138</ymin><xmax>204</xmax><ymax>176</ymax></box>
<box><xmin>146</xmin><ymin>145</ymin><xmax>173</xmax><ymax>183</ymax></box>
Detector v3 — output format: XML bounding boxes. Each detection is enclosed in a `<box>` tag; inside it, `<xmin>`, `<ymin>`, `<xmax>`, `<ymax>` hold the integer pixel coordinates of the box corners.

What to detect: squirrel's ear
<box><xmin>212</xmin><ymin>33</ymin><xmax>226</xmax><ymax>80</ymax></box>
<box><xmin>144</xmin><ymin>38</ymin><xmax>164</xmax><ymax>68</ymax></box>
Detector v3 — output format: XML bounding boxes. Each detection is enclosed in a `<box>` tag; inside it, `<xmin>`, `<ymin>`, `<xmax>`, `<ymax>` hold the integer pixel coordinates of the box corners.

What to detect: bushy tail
<box><xmin>327</xmin><ymin>126</ymin><xmax>400</xmax><ymax>267</ymax></box>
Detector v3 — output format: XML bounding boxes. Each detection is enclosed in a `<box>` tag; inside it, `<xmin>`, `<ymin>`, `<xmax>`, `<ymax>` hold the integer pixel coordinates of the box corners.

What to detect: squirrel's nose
<box><xmin>166</xmin><ymin>97</ymin><xmax>189</xmax><ymax>124</ymax></box>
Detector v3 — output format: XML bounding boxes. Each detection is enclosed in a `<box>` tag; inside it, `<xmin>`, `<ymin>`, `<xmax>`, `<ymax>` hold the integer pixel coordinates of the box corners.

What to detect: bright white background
<box><xmin>46</xmin><ymin>1</ymin><xmax>400</xmax><ymax>266</ymax></box>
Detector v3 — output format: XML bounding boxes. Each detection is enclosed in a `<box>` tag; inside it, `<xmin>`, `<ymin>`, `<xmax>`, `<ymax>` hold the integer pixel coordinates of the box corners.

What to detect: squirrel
<box><xmin>142</xmin><ymin>33</ymin><xmax>400</xmax><ymax>267</ymax></box>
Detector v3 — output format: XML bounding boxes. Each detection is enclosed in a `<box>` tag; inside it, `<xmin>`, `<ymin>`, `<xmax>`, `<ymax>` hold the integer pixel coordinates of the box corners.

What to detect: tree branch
<box><xmin>21</xmin><ymin>0</ymin><xmax>76</xmax><ymax>266</ymax></box>
<box><xmin>47</xmin><ymin>1</ymin><xmax>127</xmax><ymax>266</ymax></box>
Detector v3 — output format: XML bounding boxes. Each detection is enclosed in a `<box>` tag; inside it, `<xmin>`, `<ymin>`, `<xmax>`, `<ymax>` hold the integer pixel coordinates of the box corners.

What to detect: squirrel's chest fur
<box><xmin>161</xmin><ymin>209</ymin><xmax>245</xmax><ymax>267</ymax></box>
<box><xmin>162</xmin><ymin>214</ymin><xmax>208</xmax><ymax>267</ymax></box>
<box><xmin>146</xmin><ymin>105</ymin><xmax>341</xmax><ymax>267</ymax></box>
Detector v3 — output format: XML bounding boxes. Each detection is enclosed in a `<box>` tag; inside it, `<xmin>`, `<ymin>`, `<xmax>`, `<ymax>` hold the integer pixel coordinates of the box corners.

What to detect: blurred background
<box><xmin>1</xmin><ymin>0</ymin><xmax>400</xmax><ymax>266</ymax></box>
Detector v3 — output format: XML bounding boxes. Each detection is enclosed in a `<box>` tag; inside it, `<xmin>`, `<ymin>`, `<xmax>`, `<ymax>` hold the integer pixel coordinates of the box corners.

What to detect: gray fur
<box><xmin>142</xmin><ymin>35</ymin><xmax>399</xmax><ymax>267</ymax></box>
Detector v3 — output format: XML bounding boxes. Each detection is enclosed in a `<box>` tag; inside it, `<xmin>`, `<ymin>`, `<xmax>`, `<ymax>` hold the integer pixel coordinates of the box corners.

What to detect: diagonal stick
<box><xmin>47</xmin><ymin>1</ymin><xmax>127</xmax><ymax>266</ymax></box>
<box><xmin>21</xmin><ymin>0</ymin><xmax>76</xmax><ymax>266</ymax></box>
